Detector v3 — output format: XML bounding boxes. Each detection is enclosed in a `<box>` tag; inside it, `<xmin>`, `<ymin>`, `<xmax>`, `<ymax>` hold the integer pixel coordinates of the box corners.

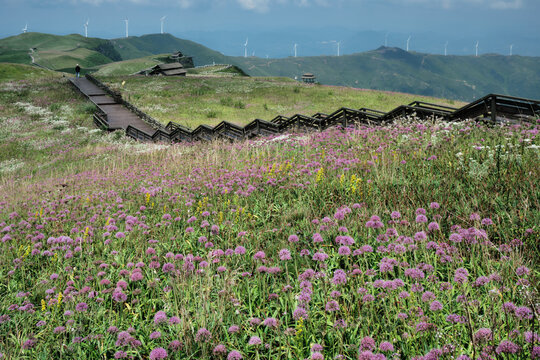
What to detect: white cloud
<box><xmin>369</xmin><ymin>0</ymin><xmax>524</xmax><ymax>10</ymax></box>
<box><xmin>236</xmin><ymin>0</ymin><xmax>272</xmax><ymax>12</ymax></box>
<box><xmin>490</xmin><ymin>0</ymin><xmax>523</xmax><ymax>9</ymax></box>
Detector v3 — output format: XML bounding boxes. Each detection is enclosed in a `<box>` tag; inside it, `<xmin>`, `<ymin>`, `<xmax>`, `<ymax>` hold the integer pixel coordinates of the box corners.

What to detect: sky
<box><xmin>1</xmin><ymin>0</ymin><xmax>540</xmax><ymax>57</ymax></box>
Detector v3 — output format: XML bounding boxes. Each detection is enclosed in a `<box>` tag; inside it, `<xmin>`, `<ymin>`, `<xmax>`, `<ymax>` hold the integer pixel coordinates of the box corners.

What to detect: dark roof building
<box><xmin>148</xmin><ymin>63</ymin><xmax>187</xmax><ymax>76</ymax></box>
<box><xmin>302</xmin><ymin>73</ymin><xmax>316</xmax><ymax>83</ymax></box>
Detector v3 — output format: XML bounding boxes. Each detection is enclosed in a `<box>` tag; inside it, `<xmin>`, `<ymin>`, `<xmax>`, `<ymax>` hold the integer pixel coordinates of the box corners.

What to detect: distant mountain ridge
<box><xmin>1</xmin><ymin>32</ymin><xmax>539</xmax><ymax>101</ymax></box>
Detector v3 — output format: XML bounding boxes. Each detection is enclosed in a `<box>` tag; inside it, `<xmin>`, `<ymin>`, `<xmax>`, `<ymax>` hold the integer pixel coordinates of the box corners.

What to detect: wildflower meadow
<box><xmin>0</xmin><ymin>86</ymin><xmax>539</xmax><ymax>359</ymax></box>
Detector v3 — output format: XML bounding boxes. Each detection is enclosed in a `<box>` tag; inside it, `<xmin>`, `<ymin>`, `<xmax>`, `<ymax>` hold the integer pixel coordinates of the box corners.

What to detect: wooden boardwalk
<box><xmin>69</xmin><ymin>76</ymin><xmax>540</xmax><ymax>144</ymax></box>
<box><xmin>69</xmin><ymin>77</ymin><xmax>155</xmax><ymax>133</ymax></box>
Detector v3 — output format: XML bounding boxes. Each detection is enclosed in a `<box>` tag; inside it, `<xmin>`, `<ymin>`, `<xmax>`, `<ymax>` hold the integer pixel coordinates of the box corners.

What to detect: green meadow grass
<box><xmin>98</xmin><ymin>75</ymin><xmax>465</xmax><ymax>128</ymax></box>
<box><xmin>0</xmin><ymin>63</ymin><xmax>62</xmax><ymax>82</ymax></box>
<box><xmin>0</xmin><ymin>63</ymin><xmax>538</xmax><ymax>360</ymax></box>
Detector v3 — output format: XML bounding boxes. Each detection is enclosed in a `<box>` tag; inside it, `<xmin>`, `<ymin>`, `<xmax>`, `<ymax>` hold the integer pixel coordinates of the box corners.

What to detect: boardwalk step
<box><xmin>69</xmin><ymin>76</ymin><xmax>540</xmax><ymax>144</ymax></box>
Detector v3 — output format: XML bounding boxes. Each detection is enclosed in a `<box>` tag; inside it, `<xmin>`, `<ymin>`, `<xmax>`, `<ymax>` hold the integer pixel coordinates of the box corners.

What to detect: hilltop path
<box><xmin>69</xmin><ymin>77</ymin><xmax>155</xmax><ymax>133</ymax></box>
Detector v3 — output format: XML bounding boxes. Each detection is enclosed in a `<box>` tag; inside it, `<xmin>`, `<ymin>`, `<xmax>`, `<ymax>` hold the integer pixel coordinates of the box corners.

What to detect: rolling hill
<box><xmin>1</xmin><ymin>32</ymin><xmax>539</xmax><ymax>101</ymax></box>
<box><xmin>229</xmin><ymin>47</ymin><xmax>540</xmax><ymax>101</ymax></box>
<box><xmin>0</xmin><ymin>32</ymin><xmax>121</xmax><ymax>73</ymax></box>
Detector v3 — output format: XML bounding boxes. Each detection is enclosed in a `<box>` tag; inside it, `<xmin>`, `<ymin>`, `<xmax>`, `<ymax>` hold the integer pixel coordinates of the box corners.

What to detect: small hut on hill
<box><xmin>170</xmin><ymin>51</ymin><xmax>194</xmax><ymax>69</ymax></box>
<box><xmin>302</xmin><ymin>73</ymin><xmax>316</xmax><ymax>83</ymax></box>
<box><xmin>147</xmin><ymin>63</ymin><xmax>187</xmax><ymax>76</ymax></box>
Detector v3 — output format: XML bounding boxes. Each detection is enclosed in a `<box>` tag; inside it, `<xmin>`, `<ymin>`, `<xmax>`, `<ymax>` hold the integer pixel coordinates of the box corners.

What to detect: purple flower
<box><xmin>360</xmin><ymin>336</ymin><xmax>376</xmax><ymax>351</ymax></box>
<box><xmin>75</xmin><ymin>302</ymin><xmax>88</xmax><ymax>312</ymax></box>
<box><xmin>429</xmin><ymin>301</ymin><xmax>443</xmax><ymax>311</ymax></box>
<box><xmin>515</xmin><ymin>306</ymin><xmax>533</xmax><ymax>320</ymax></box>
<box><xmin>263</xmin><ymin>317</ymin><xmax>278</xmax><ymax>328</ymax></box>
<box><xmin>293</xmin><ymin>307</ymin><xmax>308</xmax><ymax>320</ymax></box>
<box><xmin>325</xmin><ymin>300</ymin><xmax>340</xmax><ymax>312</ymax></box>
<box><xmin>150</xmin><ymin>331</ymin><xmax>161</xmax><ymax>339</ymax></box>
<box><xmin>228</xmin><ymin>325</ymin><xmax>240</xmax><ymax>333</ymax></box>
<box><xmin>379</xmin><ymin>341</ymin><xmax>394</xmax><ymax>352</ymax></box>
<box><xmin>54</xmin><ymin>326</ymin><xmax>66</xmax><ymax>334</ymax></box>
<box><xmin>311</xmin><ymin>344</ymin><xmax>323</xmax><ymax>352</ymax></box>
<box><xmin>112</xmin><ymin>290</ymin><xmax>127</xmax><ymax>303</ymax></box>
<box><xmin>311</xmin><ymin>352</ymin><xmax>324</xmax><ymax>360</ymax></box>
<box><xmin>331</xmin><ymin>269</ymin><xmax>347</xmax><ymax>285</ymax></box>
<box><xmin>169</xmin><ymin>340</ymin><xmax>182</xmax><ymax>352</ymax></box>
<box><xmin>474</xmin><ymin>328</ymin><xmax>492</xmax><ymax>343</ymax></box>
<box><xmin>22</xmin><ymin>338</ymin><xmax>36</xmax><ymax>349</ymax></box>
<box><xmin>149</xmin><ymin>347</ymin><xmax>168</xmax><ymax>360</ymax></box>
<box><xmin>253</xmin><ymin>251</ymin><xmax>266</xmax><ymax>260</ymax></box>
<box><xmin>428</xmin><ymin>222</ymin><xmax>440</xmax><ymax>231</ymax></box>
<box><xmin>162</xmin><ymin>263</ymin><xmax>175</xmax><ymax>273</ymax></box>
<box><xmin>416</xmin><ymin>215</ymin><xmax>428</xmax><ymax>223</ymax></box>
<box><xmin>358</xmin><ymin>351</ymin><xmax>374</xmax><ymax>360</ymax></box>
<box><xmin>227</xmin><ymin>351</ymin><xmax>243</xmax><ymax>360</ymax></box>
<box><xmin>338</xmin><ymin>246</ymin><xmax>351</xmax><ymax>256</ymax></box>
<box><xmin>213</xmin><ymin>344</ymin><xmax>227</xmax><ymax>355</ymax></box>
<box><xmin>234</xmin><ymin>246</ymin><xmax>246</xmax><ymax>255</ymax></box>
<box><xmin>288</xmin><ymin>234</ymin><xmax>299</xmax><ymax>243</ymax></box>
<box><xmin>312</xmin><ymin>251</ymin><xmax>328</xmax><ymax>261</ymax></box>
<box><xmin>154</xmin><ymin>311</ymin><xmax>168</xmax><ymax>325</ymax></box>
<box><xmin>114</xmin><ymin>351</ymin><xmax>128</xmax><ymax>359</ymax></box>
<box><xmin>248</xmin><ymin>336</ymin><xmax>262</xmax><ymax>345</ymax></box>
<box><xmin>312</xmin><ymin>233</ymin><xmax>324</xmax><ymax>243</ymax></box>
<box><xmin>421</xmin><ymin>291</ymin><xmax>436</xmax><ymax>302</ymax></box>
<box><xmin>496</xmin><ymin>340</ymin><xmax>520</xmax><ymax>354</ymax></box>
<box><xmin>516</xmin><ymin>266</ymin><xmax>530</xmax><ymax>276</ymax></box>
<box><xmin>416</xmin><ymin>321</ymin><xmax>434</xmax><ymax>332</ymax></box>
<box><xmin>195</xmin><ymin>328</ymin><xmax>212</xmax><ymax>342</ymax></box>
<box><xmin>279</xmin><ymin>249</ymin><xmax>291</xmax><ymax>261</ymax></box>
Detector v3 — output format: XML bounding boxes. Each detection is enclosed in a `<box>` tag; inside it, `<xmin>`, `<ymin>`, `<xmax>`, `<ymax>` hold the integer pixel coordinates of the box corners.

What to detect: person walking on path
<box><xmin>75</xmin><ymin>64</ymin><xmax>81</xmax><ymax>78</ymax></box>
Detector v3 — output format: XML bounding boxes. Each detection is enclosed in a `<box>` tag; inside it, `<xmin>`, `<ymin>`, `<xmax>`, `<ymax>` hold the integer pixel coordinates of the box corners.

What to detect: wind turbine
<box><xmin>510</xmin><ymin>44</ymin><xmax>513</xmax><ymax>56</ymax></box>
<box><xmin>444</xmin><ymin>41</ymin><xmax>448</xmax><ymax>56</ymax></box>
<box><xmin>294</xmin><ymin>43</ymin><xmax>298</xmax><ymax>58</ymax></box>
<box><xmin>243</xmin><ymin>38</ymin><xmax>248</xmax><ymax>58</ymax></box>
<box><xmin>84</xmin><ymin>19</ymin><xmax>89</xmax><ymax>38</ymax></box>
<box><xmin>475</xmin><ymin>41</ymin><xmax>479</xmax><ymax>57</ymax></box>
<box><xmin>160</xmin><ymin>16</ymin><xmax>166</xmax><ymax>34</ymax></box>
<box><xmin>406</xmin><ymin>36</ymin><xmax>411</xmax><ymax>52</ymax></box>
<box><xmin>123</xmin><ymin>18</ymin><xmax>129</xmax><ymax>38</ymax></box>
<box><xmin>22</xmin><ymin>23</ymin><xmax>28</xmax><ymax>34</ymax></box>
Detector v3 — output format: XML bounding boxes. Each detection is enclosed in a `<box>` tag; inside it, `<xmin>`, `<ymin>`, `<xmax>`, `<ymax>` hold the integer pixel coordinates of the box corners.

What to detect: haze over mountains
<box><xmin>1</xmin><ymin>32</ymin><xmax>539</xmax><ymax>102</ymax></box>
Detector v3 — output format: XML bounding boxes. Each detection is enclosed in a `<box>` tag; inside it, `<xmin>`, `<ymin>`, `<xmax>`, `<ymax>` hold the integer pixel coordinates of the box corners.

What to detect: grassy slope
<box><xmin>0</xmin><ymin>32</ymin><xmax>116</xmax><ymax>72</ymax></box>
<box><xmin>0</xmin><ymin>63</ymin><xmax>62</xmax><ymax>82</ymax></box>
<box><xmin>93</xmin><ymin>55</ymin><xmax>166</xmax><ymax>76</ymax></box>
<box><xmin>111</xmin><ymin>33</ymin><xmax>229</xmax><ymax>66</ymax></box>
<box><xmin>0</xmin><ymin>63</ymin><xmax>539</xmax><ymax>360</ymax></box>
<box><xmin>98</xmin><ymin>75</ymin><xmax>465</xmax><ymax>128</ymax></box>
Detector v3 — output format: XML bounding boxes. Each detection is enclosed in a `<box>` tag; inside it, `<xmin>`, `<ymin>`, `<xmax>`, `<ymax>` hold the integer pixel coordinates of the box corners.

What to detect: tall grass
<box><xmin>0</xmin><ymin>112</ymin><xmax>538</xmax><ymax>359</ymax></box>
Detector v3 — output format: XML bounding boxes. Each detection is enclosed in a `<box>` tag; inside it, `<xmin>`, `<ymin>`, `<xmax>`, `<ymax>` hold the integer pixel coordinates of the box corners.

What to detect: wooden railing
<box><xmin>72</xmin><ymin>77</ymin><xmax>540</xmax><ymax>144</ymax></box>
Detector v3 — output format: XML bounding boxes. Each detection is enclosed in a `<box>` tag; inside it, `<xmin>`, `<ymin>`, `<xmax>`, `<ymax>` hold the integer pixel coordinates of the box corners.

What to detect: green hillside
<box><xmin>0</xmin><ymin>32</ymin><xmax>121</xmax><ymax>73</ymax></box>
<box><xmin>0</xmin><ymin>63</ymin><xmax>62</xmax><ymax>82</ymax></box>
<box><xmin>110</xmin><ymin>33</ymin><xmax>229</xmax><ymax>66</ymax></box>
<box><xmin>93</xmin><ymin>54</ymin><xmax>167</xmax><ymax>76</ymax></box>
<box><xmin>228</xmin><ymin>47</ymin><xmax>540</xmax><ymax>101</ymax></box>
